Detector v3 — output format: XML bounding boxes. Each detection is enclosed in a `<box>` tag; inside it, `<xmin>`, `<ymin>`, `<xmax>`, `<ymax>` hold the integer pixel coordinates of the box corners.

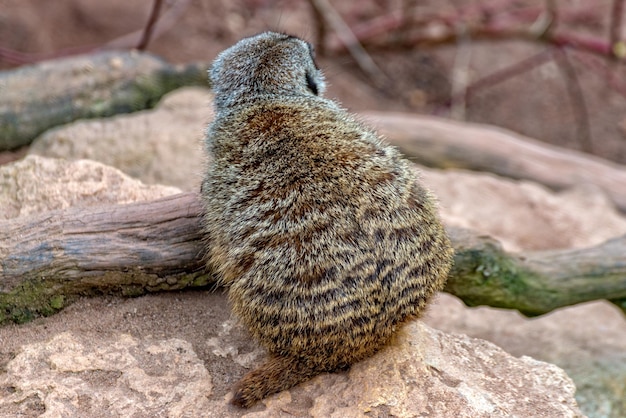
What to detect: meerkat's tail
<box><xmin>231</xmin><ymin>355</ymin><xmax>319</xmax><ymax>408</ymax></box>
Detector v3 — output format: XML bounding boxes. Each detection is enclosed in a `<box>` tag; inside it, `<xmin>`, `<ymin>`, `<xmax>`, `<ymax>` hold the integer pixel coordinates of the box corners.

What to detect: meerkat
<box><xmin>201</xmin><ymin>31</ymin><xmax>454</xmax><ymax>408</ymax></box>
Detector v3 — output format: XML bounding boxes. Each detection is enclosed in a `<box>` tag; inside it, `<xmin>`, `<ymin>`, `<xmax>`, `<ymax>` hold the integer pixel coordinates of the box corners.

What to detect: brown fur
<box><xmin>201</xmin><ymin>32</ymin><xmax>454</xmax><ymax>408</ymax></box>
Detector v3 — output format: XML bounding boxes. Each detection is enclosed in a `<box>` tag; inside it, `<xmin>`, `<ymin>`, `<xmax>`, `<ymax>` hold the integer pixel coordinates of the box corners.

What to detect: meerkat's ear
<box><xmin>303</xmin><ymin>40</ymin><xmax>324</xmax><ymax>96</ymax></box>
<box><xmin>305</xmin><ymin>71</ymin><xmax>319</xmax><ymax>95</ymax></box>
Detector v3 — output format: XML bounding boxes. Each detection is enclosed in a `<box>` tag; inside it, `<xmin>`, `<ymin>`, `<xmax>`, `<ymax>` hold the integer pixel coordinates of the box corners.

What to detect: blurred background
<box><xmin>2</xmin><ymin>0</ymin><xmax>626</xmax><ymax>164</ymax></box>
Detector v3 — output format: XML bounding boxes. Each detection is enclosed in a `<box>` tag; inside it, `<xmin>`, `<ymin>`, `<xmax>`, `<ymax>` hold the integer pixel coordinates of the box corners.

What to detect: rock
<box><xmin>0</xmin><ymin>317</ymin><xmax>583</xmax><ymax>418</ymax></box>
<box><xmin>0</xmin><ymin>155</ymin><xmax>180</xmax><ymax>219</ymax></box>
<box><xmin>29</xmin><ymin>87</ymin><xmax>213</xmax><ymax>191</ymax></box>
<box><xmin>0</xmin><ymin>331</ymin><xmax>212</xmax><ymax>417</ymax></box>
<box><xmin>421</xmin><ymin>167</ymin><xmax>626</xmax><ymax>418</ymax></box>
<box><xmin>422</xmin><ymin>168</ymin><xmax>626</xmax><ymax>251</ymax></box>
<box><xmin>251</xmin><ymin>321</ymin><xmax>583</xmax><ymax>418</ymax></box>
<box><xmin>426</xmin><ymin>294</ymin><xmax>626</xmax><ymax>418</ymax></box>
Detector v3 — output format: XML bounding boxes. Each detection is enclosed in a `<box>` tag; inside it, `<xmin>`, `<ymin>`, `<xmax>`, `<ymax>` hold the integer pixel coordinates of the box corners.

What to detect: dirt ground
<box><xmin>2</xmin><ymin>0</ymin><xmax>626</xmax><ymax>163</ymax></box>
<box><xmin>0</xmin><ymin>291</ymin><xmax>251</xmax><ymax>402</ymax></box>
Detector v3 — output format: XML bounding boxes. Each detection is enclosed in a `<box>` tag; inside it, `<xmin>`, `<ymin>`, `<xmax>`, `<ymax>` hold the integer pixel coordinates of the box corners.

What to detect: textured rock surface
<box><xmin>426</xmin><ymin>294</ymin><xmax>626</xmax><ymax>418</ymax></box>
<box><xmin>0</xmin><ymin>155</ymin><xmax>180</xmax><ymax>220</ymax></box>
<box><xmin>423</xmin><ymin>169</ymin><xmax>626</xmax><ymax>251</ymax></box>
<box><xmin>29</xmin><ymin>87</ymin><xmax>212</xmax><ymax>190</ymax></box>
<box><xmin>0</xmin><ymin>312</ymin><xmax>582</xmax><ymax>418</ymax></box>
<box><xmin>250</xmin><ymin>321</ymin><xmax>582</xmax><ymax>417</ymax></box>
<box><xmin>0</xmin><ymin>332</ymin><xmax>212</xmax><ymax>417</ymax></box>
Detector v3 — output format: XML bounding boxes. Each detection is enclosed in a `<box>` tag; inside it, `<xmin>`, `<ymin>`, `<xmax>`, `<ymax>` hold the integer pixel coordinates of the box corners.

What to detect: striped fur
<box><xmin>201</xmin><ymin>32</ymin><xmax>454</xmax><ymax>408</ymax></box>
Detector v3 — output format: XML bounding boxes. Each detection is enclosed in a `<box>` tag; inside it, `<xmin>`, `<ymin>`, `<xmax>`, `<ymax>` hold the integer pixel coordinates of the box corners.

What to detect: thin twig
<box><xmin>552</xmin><ymin>48</ymin><xmax>593</xmax><ymax>153</ymax></box>
<box><xmin>309</xmin><ymin>0</ymin><xmax>327</xmax><ymax>56</ymax></box>
<box><xmin>396</xmin><ymin>0</ymin><xmax>417</xmax><ymax>47</ymax></box>
<box><xmin>461</xmin><ymin>48</ymin><xmax>554</xmax><ymax>102</ymax></box>
<box><xmin>450</xmin><ymin>24</ymin><xmax>472</xmax><ymax>121</ymax></box>
<box><xmin>308</xmin><ymin>0</ymin><xmax>389</xmax><ymax>88</ymax></box>
<box><xmin>0</xmin><ymin>44</ymin><xmax>97</xmax><ymax>65</ymax></box>
<box><xmin>343</xmin><ymin>3</ymin><xmax>596</xmax><ymax>48</ymax></box>
<box><xmin>610</xmin><ymin>0</ymin><xmax>625</xmax><ymax>59</ymax></box>
<box><xmin>507</xmin><ymin>6</ymin><xmax>602</xmax><ymax>28</ymax></box>
<box><xmin>576</xmin><ymin>52</ymin><xmax>626</xmax><ymax>100</ymax></box>
<box><xmin>136</xmin><ymin>0</ymin><xmax>164</xmax><ymax>51</ymax></box>
<box><xmin>104</xmin><ymin>0</ymin><xmax>191</xmax><ymax>49</ymax></box>
<box><xmin>0</xmin><ymin>0</ymin><xmax>190</xmax><ymax>66</ymax></box>
<box><xmin>327</xmin><ymin>5</ymin><xmax>616</xmax><ymax>60</ymax></box>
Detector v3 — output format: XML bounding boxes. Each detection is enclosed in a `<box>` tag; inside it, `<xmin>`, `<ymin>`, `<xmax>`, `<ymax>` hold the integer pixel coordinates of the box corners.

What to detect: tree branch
<box><xmin>551</xmin><ymin>48</ymin><xmax>593</xmax><ymax>153</ymax></box>
<box><xmin>610</xmin><ymin>0</ymin><xmax>625</xmax><ymax>59</ymax></box>
<box><xmin>446</xmin><ymin>228</ymin><xmax>626</xmax><ymax>316</ymax></box>
<box><xmin>1</xmin><ymin>192</ymin><xmax>625</xmax><ymax>323</ymax></box>
<box><xmin>461</xmin><ymin>48</ymin><xmax>554</xmax><ymax>100</ymax></box>
<box><xmin>0</xmin><ymin>0</ymin><xmax>191</xmax><ymax>65</ymax></box>
<box><xmin>329</xmin><ymin>3</ymin><xmax>614</xmax><ymax>59</ymax></box>
<box><xmin>308</xmin><ymin>0</ymin><xmax>389</xmax><ymax>88</ymax></box>
<box><xmin>136</xmin><ymin>0</ymin><xmax>164</xmax><ymax>51</ymax></box>
<box><xmin>0</xmin><ymin>50</ymin><xmax>210</xmax><ymax>151</ymax></box>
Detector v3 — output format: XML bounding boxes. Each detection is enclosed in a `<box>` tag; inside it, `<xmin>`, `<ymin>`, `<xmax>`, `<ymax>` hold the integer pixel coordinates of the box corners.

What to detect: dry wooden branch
<box><xmin>1</xmin><ymin>192</ymin><xmax>207</xmax><ymax>291</ymax></box>
<box><xmin>1</xmin><ymin>192</ymin><xmax>625</xmax><ymax>324</ymax></box>
<box><xmin>0</xmin><ymin>193</ymin><xmax>210</xmax><ymax>323</ymax></box>
<box><xmin>0</xmin><ymin>0</ymin><xmax>191</xmax><ymax>65</ymax></box>
<box><xmin>447</xmin><ymin>228</ymin><xmax>626</xmax><ymax>316</ymax></box>
<box><xmin>308</xmin><ymin>0</ymin><xmax>389</xmax><ymax>88</ymax></box>
<box><xmin>362</xmin><ymin>112</ymin><xmax>626</xmax><ymax>213</ymax></box>
<box><xmin>329</xmin><ymin>3</ymin><xmax>614</xmax><ymax>59</ymax></box>
<box><xmin>462</xmin><ymin>48</ymin><xmax>554</xmax><ymax>100</ymax></box>
<box><xmin>0</xmin><ymin>50</ymin><xmax>209</xmax><ymax>151</ymax></box>
<box><xmin>551</xmin><ymin>48</ymin><xmax>592</xmax><ymax>153</ymax></box>
<box><xmin>610</xmin><ymin>0</ymin><xmax>625</xmax><ymax>59</ymax></box>
<box><xmin>137</xmin><ymin>0</ymin><xmax>164</xmax><ymax>51</ymax></box>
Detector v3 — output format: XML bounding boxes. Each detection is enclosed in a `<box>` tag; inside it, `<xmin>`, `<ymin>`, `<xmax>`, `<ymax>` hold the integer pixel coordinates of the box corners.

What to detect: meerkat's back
<box><xmin>201</xmin><ymin>32</ymin><xmax>454</xmax><ymax>408</ymax></box>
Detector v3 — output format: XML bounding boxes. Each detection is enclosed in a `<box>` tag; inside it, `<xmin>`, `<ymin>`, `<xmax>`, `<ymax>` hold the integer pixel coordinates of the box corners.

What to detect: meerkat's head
<box><xmin>209</xmin><ymin>32</ymin><xmax>326</xmax><ymax>109</ymax></box>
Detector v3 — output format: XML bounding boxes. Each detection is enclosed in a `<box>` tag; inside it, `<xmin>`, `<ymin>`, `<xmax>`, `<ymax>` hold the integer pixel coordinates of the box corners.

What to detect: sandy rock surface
<box><xmin>29</xmin><ymin>87</ymin><xmax>212</xmax><ymax>191</ymax></box>
<box><xmin>426</xmin><ymin>294</ymin><xmax>626</xmax><ymax>418</ymax></box>
<box><xmin>0</xmin><ymin>154</ymin><xmax>180</xmax><ymax>220</ymax></box>
<box><xmin>422</xmin><ymin>169</ymin><xmax>626</xmax><ymax>251</ymax></box>
<box><xmin>0</xmin><ymin>298</ymin><xmax>583</xmax><ymax>418</ymax></box>
<box><xmin>0</xmin><ymin>332</ymin><xmax>212</xmax><ymax>417</ymax></box>
<box><xmin>259</xmin><ymin>321</ymin><xmax>581</xmax><ymax>418</ymax></box>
